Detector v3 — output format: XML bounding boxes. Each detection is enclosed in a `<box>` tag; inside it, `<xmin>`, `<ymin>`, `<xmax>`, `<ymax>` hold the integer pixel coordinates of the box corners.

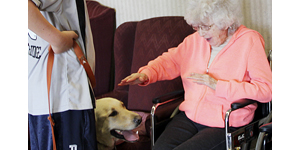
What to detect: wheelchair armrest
<box><xmin>150</xmin><ymin>90</ymin><xmax>184</xmax><ymax>147</ymax></box>
<box><xmin>225</xmin><ymin>99</ymin><xmax>257</xmax><ymax>137</ymax></box>
<box><xmin>259</xmin><ymin>122</ymin><xmax>272</xmax><ymax>134</ymax></box>
<box><xmin>226</xmin><ymin>99</ymin><xmax>270</xmax><ymax>150</ymax></box>
<box><xmin>231</xmin><ymin>99</ymin><xmax>257</xmax><ymax>111</ymax></box>
<box><xmin>152</xmin><ymin>90</ymin><xmax>184</xmax><ymax>104</ymax></box>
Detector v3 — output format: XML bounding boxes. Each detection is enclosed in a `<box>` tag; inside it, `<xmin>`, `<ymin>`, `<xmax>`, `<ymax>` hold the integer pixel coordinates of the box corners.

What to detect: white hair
<box><xmin>184</xmin><ymin>0</ymin><xmax>242</xmax><ymax>35</ymax></box>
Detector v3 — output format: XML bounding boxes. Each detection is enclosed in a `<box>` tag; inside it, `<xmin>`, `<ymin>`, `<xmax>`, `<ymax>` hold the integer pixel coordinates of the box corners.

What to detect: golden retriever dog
<box><xmin>95</xmin><ymin>97</ymin><xmax>142</xmax><ymax>150</ymax></box>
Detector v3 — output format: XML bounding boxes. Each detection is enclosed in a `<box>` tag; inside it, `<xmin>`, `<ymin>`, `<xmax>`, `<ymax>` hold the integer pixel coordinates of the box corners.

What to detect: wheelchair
<box><xmin>150</xmin><ymin>50</ymin><xmax>272</xmax><ymax>150</ymax></box>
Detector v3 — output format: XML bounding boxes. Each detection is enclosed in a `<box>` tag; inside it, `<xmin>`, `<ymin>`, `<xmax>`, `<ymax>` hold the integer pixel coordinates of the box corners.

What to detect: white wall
<box><xmin>241</xmin><ymin>0</ymin><xmax>272</xmax><ymax>53</ymax></box>
<box><xmin>94</xmin><ymin>0</ymin><xmax>272</xmax><ymax>52</ymax></box>
<box><xmin>94</xmin><ymin>0</ymin><xmax>187</xmax><ymax>27</ymax></box>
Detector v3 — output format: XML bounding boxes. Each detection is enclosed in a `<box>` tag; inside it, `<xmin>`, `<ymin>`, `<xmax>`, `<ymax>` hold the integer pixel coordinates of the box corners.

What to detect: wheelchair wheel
<box><xmin>255</xmin><ymin>132</ymin><xmax>272</xmax><ymax>150</ymax></box>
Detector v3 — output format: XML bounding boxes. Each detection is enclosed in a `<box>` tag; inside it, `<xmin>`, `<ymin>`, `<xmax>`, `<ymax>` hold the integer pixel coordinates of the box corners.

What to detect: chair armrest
<box><xmin>152</xmin><ymin>90</ymin><xmax>184</xmax><ymax>104</ymax></box>
<box><xmin>150</xmin><ymin>89</ymin><xmax>184</xmax><ymax>147</ymax></box>
<box><xmin>151</xmin><ymin>89</ymin><xmax>184</xmax><ymax>120</ymax></box>
<box><xmin>259</xmin><ymin>122</ymin><xmax>272</xmax><ymax>134</ymax></box>
<box><xmin>225</xmin><ymin>99</ymin><xmax>256</xmax><ymax>130</ymax></box>
<box><xmin>231</xmin><ymin>99</ymin><xmax>257</xmax><ymax>111</ymax></box>
<box><xmin>225</xmin><ymin>99</ymin><xmax>258</xmax><ymax>150</ymax></box>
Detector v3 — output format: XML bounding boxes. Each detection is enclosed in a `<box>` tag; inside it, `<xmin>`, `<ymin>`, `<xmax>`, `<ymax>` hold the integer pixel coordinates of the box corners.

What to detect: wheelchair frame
<box><xmin>225</xmin><ymin>100</ymin><xmax>272</xmax><ymax>150</ymax></box>
<box><xmin>150</xmin><ymin>96</ymin><xmax>272</xmax><ymax>150</ymax></box>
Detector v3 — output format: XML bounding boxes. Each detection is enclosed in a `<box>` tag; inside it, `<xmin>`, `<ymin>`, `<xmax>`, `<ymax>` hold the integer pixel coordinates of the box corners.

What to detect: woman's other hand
<box><xmin>118</xmin><ymin>73</ymin><xmax>149</xmax><ymax>86</ymax></box>
<box><xmin>187</xmin><ymin>73</ymin><xmax>217</xmax><ymax>90</ymax></box>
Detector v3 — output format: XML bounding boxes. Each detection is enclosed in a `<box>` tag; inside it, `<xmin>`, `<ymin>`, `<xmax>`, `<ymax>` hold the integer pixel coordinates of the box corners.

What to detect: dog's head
<box><xmin>95</xmin><ymin>97</ymin><xmax>142</xmax><ymax>143</ymax></box>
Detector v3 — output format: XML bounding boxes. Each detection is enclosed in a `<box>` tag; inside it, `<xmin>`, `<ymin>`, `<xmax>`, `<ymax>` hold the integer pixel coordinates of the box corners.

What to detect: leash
<box><xmin>47</xmin><ymin>42</ymin><xmax>96</xmax><ymax>150</ymax></box>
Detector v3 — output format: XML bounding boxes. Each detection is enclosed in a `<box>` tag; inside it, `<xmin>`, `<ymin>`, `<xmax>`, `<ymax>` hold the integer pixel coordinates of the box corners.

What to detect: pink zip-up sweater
<box><xmin>138</xmin><ymin>25</ymin><xmax>272</xmax><ymax>128</ymax></box>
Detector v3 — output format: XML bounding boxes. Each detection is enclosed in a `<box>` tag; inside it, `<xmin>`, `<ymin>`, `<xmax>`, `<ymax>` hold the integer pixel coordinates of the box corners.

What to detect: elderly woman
<box><xmin>119</xmin><ymin>0</ymin><xmax>272</xmax><ymax>149</ymax></box>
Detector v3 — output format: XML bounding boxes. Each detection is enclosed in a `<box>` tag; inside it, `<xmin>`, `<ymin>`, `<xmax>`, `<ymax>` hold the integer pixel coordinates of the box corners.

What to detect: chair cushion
<box><xmin>87</xmin><ymin>0</ymin><xmax>111</xmax><ymax>19</ymax></box>
<box><xmin>86</xmin><ymin>0</ymin><xmax>116</xmax><ymax>97</ymax></box>
<box><xmin>127</xmin><ymin>17</ymin><xmax>194</xmax><ymax>111</ymax></box>
<box><xmin>111</xmin><ymin>22</ymin><xmax>138</xmax><ymax>105</ymax></box>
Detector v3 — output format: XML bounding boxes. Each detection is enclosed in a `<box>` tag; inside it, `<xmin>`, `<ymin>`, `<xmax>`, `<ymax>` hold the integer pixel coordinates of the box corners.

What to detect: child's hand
<box><xmin>51</xmin><ymin>31</ymin><xmax>78</xmax><ymax>54</ymax></box>
<box><xmin>28</xmin><ymin>1</ymin><xmax>78</xmax><ymax>54</ymax></box>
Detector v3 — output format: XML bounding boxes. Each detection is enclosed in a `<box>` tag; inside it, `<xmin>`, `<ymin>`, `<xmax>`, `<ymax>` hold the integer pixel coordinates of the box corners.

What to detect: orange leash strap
<box><xmin>47</xmin><ymin>45</ymin><xmax>57</xmax><ymax>150</ymax></box>
<box><xmin>72</xmin><ymin>42</ymin><xmax>96</xmax><ymax>88</ymax></box>
<box><xmin>47</xmin><ymin>42</ymin><xmax>96</xmax><ymax>150</ymax></box>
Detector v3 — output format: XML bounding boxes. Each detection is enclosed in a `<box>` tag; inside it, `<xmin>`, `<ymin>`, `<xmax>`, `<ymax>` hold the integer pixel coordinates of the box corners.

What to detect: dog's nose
<box><xmin>133</xmin><ymin>116</ymin><xmax>142</xmax><ymax>125</ymax></box>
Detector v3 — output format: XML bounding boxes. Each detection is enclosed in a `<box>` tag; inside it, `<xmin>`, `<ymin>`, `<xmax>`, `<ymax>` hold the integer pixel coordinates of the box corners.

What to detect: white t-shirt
<box><xmin>28</xmin><ymin>0</ymin><xmax>95</xmax><ymax>115</ymax></box>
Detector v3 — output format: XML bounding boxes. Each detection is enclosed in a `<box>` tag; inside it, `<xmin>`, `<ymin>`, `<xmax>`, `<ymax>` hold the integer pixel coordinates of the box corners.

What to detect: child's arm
<box><xmin>28</xmin><ymin>0</ymin><xmax>78</xmax><ymax>54</ymax></box>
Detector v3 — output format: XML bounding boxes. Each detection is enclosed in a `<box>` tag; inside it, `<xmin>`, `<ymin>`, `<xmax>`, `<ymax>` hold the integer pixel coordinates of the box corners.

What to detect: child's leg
<box><xmin>53</xmin><ymin>109</ymin><xmax>97</xmax><ymax>150</ymax></box>
<box><xmin>28</xmin><ymin>114</ymin><xmax>54</xmax><ymax>150</ymax></box>
<box><xmin>29</xmin><ymin>109</ymin><xmax>97</xmax><ymax>150</ymax></box>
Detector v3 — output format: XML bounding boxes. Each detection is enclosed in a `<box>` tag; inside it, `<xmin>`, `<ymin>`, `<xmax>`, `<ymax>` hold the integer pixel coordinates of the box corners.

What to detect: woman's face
<box><xmin>194</xmin><ymin>24</ymin><xmax>229</xmax><ymax>47</ymax></box>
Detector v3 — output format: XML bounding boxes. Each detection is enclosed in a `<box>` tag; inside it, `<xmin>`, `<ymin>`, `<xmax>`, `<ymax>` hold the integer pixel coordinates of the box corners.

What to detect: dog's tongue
<box><xmin>122</xmin><ymin>130</ymin><xmax>139</xmax><ymax>142</ymax></box>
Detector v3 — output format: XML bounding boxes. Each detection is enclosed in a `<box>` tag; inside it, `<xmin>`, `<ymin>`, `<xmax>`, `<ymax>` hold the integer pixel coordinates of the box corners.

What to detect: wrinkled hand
<box><xmin>118</xmin><ymin>73</ymin><xmax>149</xmax><ymax>86</ymax></box>
<box><xmin>186</xmin><ymin>73</ymin><xmax>217</xmax><ymax>90</ymax></box>
<box><xmin>51</xmin><ymin>31</ymin><xmax>78</xmax><ymax>54</ymax></box>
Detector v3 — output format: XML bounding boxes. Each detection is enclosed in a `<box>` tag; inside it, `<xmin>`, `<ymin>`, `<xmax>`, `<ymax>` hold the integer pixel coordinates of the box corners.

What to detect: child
<box><xmin>28</xmin><ymin>0</ymin><xmax>97</xmax><ymax>149</ymax></box>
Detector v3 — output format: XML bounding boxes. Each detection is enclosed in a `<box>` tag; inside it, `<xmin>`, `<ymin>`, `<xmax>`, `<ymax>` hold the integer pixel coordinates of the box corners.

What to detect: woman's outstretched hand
<box><xmin>118</xmin><ymin>73</ymin><xmax>149</xmax><ymax>86</ymax></box>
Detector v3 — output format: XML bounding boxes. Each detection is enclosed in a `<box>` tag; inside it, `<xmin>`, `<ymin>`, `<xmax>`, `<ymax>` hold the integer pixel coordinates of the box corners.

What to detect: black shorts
<box><xmin>28</xmin><ymin>109</ymin><xmax>97</xmax><ymax>150</ymax></box>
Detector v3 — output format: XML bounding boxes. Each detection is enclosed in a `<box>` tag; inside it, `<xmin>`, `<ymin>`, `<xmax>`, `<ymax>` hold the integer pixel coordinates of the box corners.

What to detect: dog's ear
<box><xmin>108</xmin><ymin>108</ymin><xmax>118</xmax><ymax>117</ymax></box>
<box><xmin>121</xmin><ymin>102</ymin><xmax>125</xmax><ymax>108</ymax></box>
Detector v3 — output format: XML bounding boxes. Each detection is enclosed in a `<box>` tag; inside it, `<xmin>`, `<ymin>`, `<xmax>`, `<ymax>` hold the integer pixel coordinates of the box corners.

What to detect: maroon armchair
<box><xmin>102</xmin><ymin>16</ymin><xmax>194</xmax><ymax>150</ymax></box>
<box><xmin>86</xmin><ymin>0</ymin><xmax>116</xmax><ymax>98</ymax></box>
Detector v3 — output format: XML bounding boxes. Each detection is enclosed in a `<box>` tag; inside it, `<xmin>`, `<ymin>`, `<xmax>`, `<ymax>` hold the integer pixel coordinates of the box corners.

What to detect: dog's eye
<box><xmin>109</xmin><ymin>110</ymin><xmax>118</xmax><ymax>117</ymax></box>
